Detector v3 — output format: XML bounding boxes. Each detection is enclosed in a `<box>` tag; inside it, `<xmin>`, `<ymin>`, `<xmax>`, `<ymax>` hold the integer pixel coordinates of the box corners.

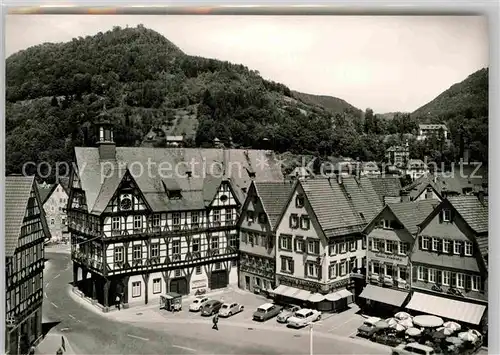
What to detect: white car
<box><xmin>392</xmin><ymin>342</ymin><xmax>435</xmax><ymax>355</ymax></box>
<box><xmin>218</xmin><ymin>302</ymin><xmax>244</xmax><ymax>317</ymax></box>
<box><xmin>189</xmin><ymin>297</ymin><xmax>210</xmax><ymax>312</ymax></box>
<box><xmin>287</xmin><ymin>308</ymin><xmax>321</xmax><ymax>328</ymax></box>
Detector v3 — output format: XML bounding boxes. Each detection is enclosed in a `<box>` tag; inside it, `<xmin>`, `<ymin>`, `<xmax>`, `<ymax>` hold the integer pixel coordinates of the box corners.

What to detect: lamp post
<box><xmin>309</xmin><ymin>322</ymin><xmax>314</xmax><ymax>355</ymax></box>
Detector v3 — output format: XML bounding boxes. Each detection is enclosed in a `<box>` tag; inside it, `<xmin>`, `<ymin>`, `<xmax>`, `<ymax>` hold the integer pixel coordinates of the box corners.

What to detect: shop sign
<box><xmin>369</xmin><ymin>251</ymin><xmax>408</xmax><ymax>264</ymax></box>
<box><xmin>191</xmin><ymin>279</ymin><xmax>207</xmax><ymax>289</ymax></box>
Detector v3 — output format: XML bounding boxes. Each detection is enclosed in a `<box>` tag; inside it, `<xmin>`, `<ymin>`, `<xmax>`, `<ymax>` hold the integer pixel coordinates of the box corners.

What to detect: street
<box><xmin>41</xmin><ymin>249</ymin><xmax>391</xmax><ymax>355</ymax></box>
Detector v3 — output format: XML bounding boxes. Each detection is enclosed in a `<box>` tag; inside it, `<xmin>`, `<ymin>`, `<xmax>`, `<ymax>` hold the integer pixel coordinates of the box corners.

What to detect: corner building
<box><xmin>68</xmin><ymin>120</ymin><xmax>283</xmax><ymax>310</ymax></box>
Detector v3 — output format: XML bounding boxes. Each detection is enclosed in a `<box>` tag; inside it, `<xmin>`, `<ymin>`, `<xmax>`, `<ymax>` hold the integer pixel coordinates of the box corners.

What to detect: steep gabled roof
<box><xmin>74</xmin><ymin>147</ymin><xmax>283</xmax><ymax>214</ymax></box>
<box><xmin>6</xmin><ymin>176</ymin><xmax>52</xmax><ymax>256</ymax></box>
<box><xmin>37</xmin><ymin>183</ymin><xmax>57</xmax><ymax>204</ymax></box>
<box><xmin>301</xmin><ymin>178</ymin><xmax>362</xmax><ymax>237</ymax></box>
<box><xmin>6</xmin><ymin>176</ymin><xmax>35</xmax><ymax>256</ymax></box>
<box><xmin>448</xmin><ymin>196</ymin><xmax>488</xmax><ymax>234</ymax></box>
<box><xmin>254</xmin><ymin>181</ymin><xmax>293</xmax><ymax>230</ymax></box>
<box><xmin>341</xmin><ymin>176</ymin><xmax>383</xmax><ymax>223</ymax></box>
<box><xmin>411</xmin><ymin>181</ymin><xmax>443</xmax><ymax>201</ymax></box>
<box><xmin>290</xmin><ymin>176</ymin><xmax>383</xmax><ymax>238</ymax></box>
<box><xmin>387</xmin><ymin>199</ymin><xmax>438</xmax><ymax>235</ymax></box>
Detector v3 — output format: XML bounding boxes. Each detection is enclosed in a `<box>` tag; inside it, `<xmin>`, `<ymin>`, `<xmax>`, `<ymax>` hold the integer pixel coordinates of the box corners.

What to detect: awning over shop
<box><xmin>359</xmin><ymin>284</ymin><xmax>409</xmax><ymax>307</ymax></box>
<box><xmin>291</xmin><ymin>288</ymin><xmax>312</xmax><ymax>301</ymax></box>
<box><xmin>272</xmin><ymin>285</ymin><xmax>312</xmax><ymax>301</ymax></box>
<box><xmin>336</xmin><ymin>289</ymin><xmax>353</xmax><ymax>298</ymax></box>
<box><xmin>406</xmin><ymin>292</ymin><xmax>486</xmax><ymax>325</ymax></box>
<box><xmin>272</xmin><ymin>284</ymin><xmax>289</xmax><ymax>296</ymax></box>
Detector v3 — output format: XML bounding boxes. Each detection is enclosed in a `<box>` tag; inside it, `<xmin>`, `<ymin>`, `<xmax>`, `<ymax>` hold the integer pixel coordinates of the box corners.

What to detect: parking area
<box><xmin>113</xmin><ymin>287</ymin><xmax>367</xmax><ymax>339</ymax></box>
<box><xmin>157</xmin><ymin>288</ymin><xmax>365</xmax><ymax>335</ymax></box>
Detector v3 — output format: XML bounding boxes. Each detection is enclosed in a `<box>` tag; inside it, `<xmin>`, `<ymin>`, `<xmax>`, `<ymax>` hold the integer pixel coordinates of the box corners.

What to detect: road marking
<box><xmin>328</xmin><ymin>317</ymin><xmax>358</xmax><ymax>332</ymax></box>
<box><xmin>172</xmin><ymin>345</ymin><xmax>196</xmax><ymax>352</ymax></box>
<box><xmin>54</xmin><ymin>274</ymin><xmax>61</xmax><ymax>279</ymax></box>
<box><xmin>127</xmin><ymin>334</ymin><xmax>149</xmax><ymax>341</ymax></box>
<box><xmin>60</xmin><ymin>328</ymin><xmax>70</xmax><ymax>332</ymax></box>
<box><xmin>51</xmin><ymin>302</ymin><xmax>59</xmax><ymax>308</ymax></box>
<box><xmin>45</xmin><ymin>283</ymin><xmax>50</xmax><ymax>288</ymax></box>
<box><xmin>68</xmin><ymin>314</ymin><xmax>77</xmax><ymax>320</ymax></box>
<box><xmin>44</xmin><ymin>292</ymin><xmax>48</xmax><ymax>298</ymax></box>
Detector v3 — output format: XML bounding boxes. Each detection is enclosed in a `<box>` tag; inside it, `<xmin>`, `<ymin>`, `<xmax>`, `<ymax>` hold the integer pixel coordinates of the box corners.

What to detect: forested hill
<box><xmin>411</xmin><ymin>68</ymin><xmax>488</xmax><ymax>164</ymax></box>
<box><xmin>6</xmin><ymin>25</ymin><xmax>370</xmax><ymax>177</ymax></box>
<box><xmin>412</xmin><ymin>68</ymin><xmax>488</xmax><ymax>120</ymax></box>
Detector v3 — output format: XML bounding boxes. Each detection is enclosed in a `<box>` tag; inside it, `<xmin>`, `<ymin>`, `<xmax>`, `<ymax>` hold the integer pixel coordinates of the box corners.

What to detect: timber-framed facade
<box><xmin>5</xmin><ymin>176</ymin><xmax>51</xmax><ymax>354</ymax></box>
<box><xmin>68</xmin><ymin>120</ymin><xmax>283</xmax><ymax>311</ymax></box>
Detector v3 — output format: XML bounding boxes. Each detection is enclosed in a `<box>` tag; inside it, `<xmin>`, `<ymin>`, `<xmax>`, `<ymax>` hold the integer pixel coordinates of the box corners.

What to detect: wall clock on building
<box><xmin>120</xmin><ymin>194</ymin><xmax>132</xmax><ymax>210</ymax></box>
<box><xmin>220</xmin><ymin>195</ymin><xmax>228</xmax><ymax>203</ymax></box>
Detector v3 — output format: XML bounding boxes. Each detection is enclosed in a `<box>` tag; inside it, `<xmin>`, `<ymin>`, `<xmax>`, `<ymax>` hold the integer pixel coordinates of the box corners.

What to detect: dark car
<box><xmin>252</xmin><ymin>303</ymin><xmax>282</xmax><ymax>322</ymax></box>
<box><xmin>357</xmin><ymin>321</ymin><xmax>382</xmax><ymax>338</ymax></box>
<box><xmin>200</xmin><ymin>300</ymin><xmax>222</xmax><ymax>316</ymax></box>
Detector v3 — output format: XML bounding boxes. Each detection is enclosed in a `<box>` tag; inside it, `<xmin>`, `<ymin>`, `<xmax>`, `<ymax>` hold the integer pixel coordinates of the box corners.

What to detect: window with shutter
<box><xmin>290</xmin><ymin>260</ymin><xmax>294</xmax><ymax>274</ymax></box>
<box><xmin>412</xmin><ymin>266</ymin><xmax>417</xmax><ymax>282</ymax></box>
<box><xmin>314</xmin><ymin>241</ymin><xmax>320</xmax><ymax>255</ymax></box>
<box><xmin>451</xmin><ymin>273</ymin><xmax>457</xmax><ymax>288</ymax></box>
<box><xmin>423</xmin><ymin>267</ymin><xmax>428</xmax><ymax>282</ymax></box>
<box><xmin>436</xmin><ymin>270</ymin><xmax>442</xmax><ymax>284</ymax></box>
<box><xmin>465</xmin><ymin>275</ymin><xmax>472</xmax><ymax>290</ymax></box>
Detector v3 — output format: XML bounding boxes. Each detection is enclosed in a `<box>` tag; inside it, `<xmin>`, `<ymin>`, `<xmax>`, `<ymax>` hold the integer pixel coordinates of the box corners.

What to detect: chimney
<box><xmin>96</xmin><ymin>117</ymin><xmax>116</xmax><ymax>161</ymax></box>
<box><xmin>401</xmin><ymin>190</ymin><xmax>410</xmax><ymax>202</ymax></box>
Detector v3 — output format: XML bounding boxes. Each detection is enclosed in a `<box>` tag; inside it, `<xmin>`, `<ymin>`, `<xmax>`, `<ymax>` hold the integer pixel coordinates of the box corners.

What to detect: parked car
<box><xmin>219</xmin><ymin>302</ymin><xmax>244</xmax><ymax>317</ymax></box>
<box><xmin>189</xmin><ymin>297</ymin><xmax>210</xmax><ymax>312</ymax></box>
<box><xmin>200</xmin><ymin>300</ymin><xmax>222</xmax><ymax>316</ymax></box>
<box><xmin>357</xmin><ymin>321</ymin><xmax>383</xmax><ymax>338</ymax></box>
<box><xmin>287</xmin><ymin>309</ymin><xmax>321</xmax><ymax>328</ymax></box>
<box><xmin>277</xmin><ymin>305</ymin><xmax>301</xmax><ymax>323</ymax></box>
<box><xmin>392</xmin><ymin>342</ymin><xmax>435</xmax><ymax>355</ymax></box>
<box><xmin>252</xmin><ymin>303</ymin><xmax>282</xmax><ymax>322</ymax></box>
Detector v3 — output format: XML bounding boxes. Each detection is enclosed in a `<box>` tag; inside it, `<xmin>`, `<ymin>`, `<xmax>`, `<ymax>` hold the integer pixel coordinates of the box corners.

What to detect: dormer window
<box><xmin>258</xmin><ymin>213</ymin><xmax>267</xmax><ymax>224</ymax></box>
<box><xmin>383</xmin><ymin>220</ymin><xmax>391</xmax><ymax>229</ymax></box>
<box><xmin>167</xmin><ymin>189</ymin><xmax>182</xmax><ymax>200</ymax></box>
<box><xmin>247</xmin><ymin>211</ymin><xmax>254</xmax><ymax>222</ymax></box>
<box><xmin>295</xmin><ymin>194</ymin><xmax>305</xmax><ymax>208</ymax></box>
<box><xmin>442</xmin><ymin>209</ymin><xmax>452</xmax><ymax>222</ymax></box>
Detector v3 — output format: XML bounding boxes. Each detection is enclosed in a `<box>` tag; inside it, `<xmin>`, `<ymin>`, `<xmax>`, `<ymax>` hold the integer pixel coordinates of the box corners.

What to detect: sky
<box><xmin>5</xmin><ymin>15</ymin><xmax>488</xmax><ymax>113</ymax></box>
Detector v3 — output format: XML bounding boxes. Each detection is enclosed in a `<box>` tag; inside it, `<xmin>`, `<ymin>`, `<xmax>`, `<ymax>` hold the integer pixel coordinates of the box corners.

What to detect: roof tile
<box><xmin>5</xmin><ymin>176</ymin><xmax>34</xmax><ymax>256</ymax></box>
<box><xmin>255</xmin><ymin>181</ymin><xmax>294</xmax><ymax>230</ymax></box>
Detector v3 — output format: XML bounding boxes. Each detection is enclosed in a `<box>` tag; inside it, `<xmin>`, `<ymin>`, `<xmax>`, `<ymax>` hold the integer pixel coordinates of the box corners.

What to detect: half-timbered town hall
<box><xmin>68</xmin><ymin>120</ymin><xmax>283</xmax><ymax>310</ymax></box>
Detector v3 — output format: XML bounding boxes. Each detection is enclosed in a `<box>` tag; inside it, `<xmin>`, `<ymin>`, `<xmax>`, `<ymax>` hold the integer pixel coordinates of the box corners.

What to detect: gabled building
<box><xmin>360</xmin><ymin>200</ymin><xmax>437</xmax><ymax>314</ymax></box>
<box><xmin>406</xmin><ymin>195</ymin><xmax>488</xmax><ymax>327</ymax></box>
<box><xmin>68</xmin><ymin>120</ymin><xmax>283</xmax><ymax>311</ymax></box>
<box><xmin>38</xmin><ymin>178</ymin><xmax>70</xmax><ymax>242</ymax></box>
<box><xmin>272</xmin><ymin>176</ymin><xmax>382</xmax><ymax>311</ymax></box>
<box><xmin>385</xmin><ymin>143</ymin><xmax>409</xmax><ymax>168</ymax></box>
<box><xmin>237</xmin><ymin>181</ymin><xmax>293</xmax><ymax>294</ymax></box>
<box><xmin>5</xmin><ymin>176</ymin><xmax>51</xmax><ymax>354</ymax></box>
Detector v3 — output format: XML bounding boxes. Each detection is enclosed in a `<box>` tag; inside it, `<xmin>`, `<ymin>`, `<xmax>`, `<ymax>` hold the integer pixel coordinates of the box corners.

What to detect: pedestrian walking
<box><xmin>212</xmin><ymin>313</ymin><xmax>219</xmax><ymax>331</ymax></box>
<box><xmin>115</xmin><ymin>295</ymin><xmax>121</xmax><ymax>310</ymax></box>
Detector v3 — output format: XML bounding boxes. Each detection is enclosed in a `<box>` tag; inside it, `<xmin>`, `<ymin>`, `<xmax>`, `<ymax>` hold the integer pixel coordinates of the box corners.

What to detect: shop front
<box><xmin>359</xmin><ymin>284</ymin><xmax>410</xmax><ymax>317</ymax></box>
<box><xmin>406</xmin><ymin>291</ymin><xmax>487</xmax><ymax>327</ymax></box>
<box><xmin>273</xmin><ymin>275</ymin><xmax>353</xmax><ymax>312</ymax></box>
